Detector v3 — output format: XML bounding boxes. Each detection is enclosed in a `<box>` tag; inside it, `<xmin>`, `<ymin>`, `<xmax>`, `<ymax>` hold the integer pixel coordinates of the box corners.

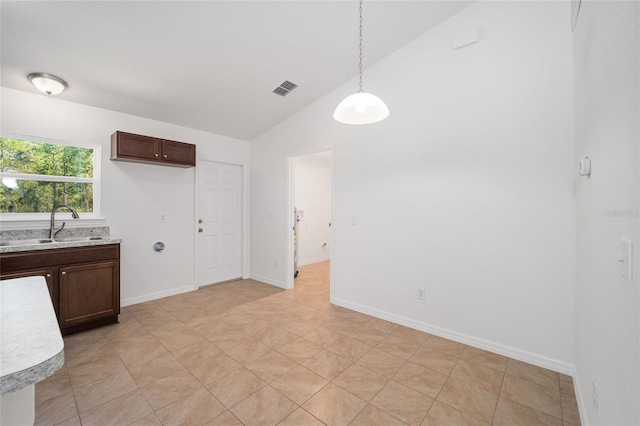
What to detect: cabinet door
<box><xmin>114</xmin><ymin>132</ymin><xmax>161</xmax><ymax>161</ymax></box>
<box><xmin>162</xmin><ymin>139</ymin><xmax>196</xmax><ymax>166</ymax></box>
<box><xmin>59</xmin><ymin>261</ymin><xmax>119</xmax><ymax>328</ymax></box>
<box><xmin>0</xmin><ymin>269</ymin><xmax>56</xmax><ymax>309</ymax></box>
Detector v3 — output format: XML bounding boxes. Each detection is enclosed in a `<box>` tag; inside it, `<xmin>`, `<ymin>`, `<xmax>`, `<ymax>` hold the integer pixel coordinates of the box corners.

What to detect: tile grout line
<box><xmin>491</xmin><ymin>361</ymin><xmax>508</xmax><ymax>424</ymax></box>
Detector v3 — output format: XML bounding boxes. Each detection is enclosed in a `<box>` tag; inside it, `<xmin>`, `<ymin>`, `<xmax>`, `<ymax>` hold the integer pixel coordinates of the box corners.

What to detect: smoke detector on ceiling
<box><xmin>273</xmin><ymin>80</ymin><xmax>298</xmax><ymax>97</ymax></box>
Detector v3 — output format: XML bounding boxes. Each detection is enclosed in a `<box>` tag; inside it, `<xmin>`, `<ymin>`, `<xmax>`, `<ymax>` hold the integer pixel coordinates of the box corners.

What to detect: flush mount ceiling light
<box><xmin>334</xmin><ymin>0</ymin><xmax>389</xmax><ymax>125</ymax></box>
<box><xmin>28</xmin><ymin>72</ymin><xmax>68</xmax><ymax>95</ymax></box>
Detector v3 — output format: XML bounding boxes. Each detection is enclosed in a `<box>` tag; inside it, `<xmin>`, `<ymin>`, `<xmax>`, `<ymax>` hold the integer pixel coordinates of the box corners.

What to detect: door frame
<box><xmin>195</xmin><ymin>159</ymin><xmax>250</xmax><ymax>288</ymax></box>
<box><xmin>285</xmin><ymin>149</ymin><xmax>335</xmax><ymax>290</ymax></box>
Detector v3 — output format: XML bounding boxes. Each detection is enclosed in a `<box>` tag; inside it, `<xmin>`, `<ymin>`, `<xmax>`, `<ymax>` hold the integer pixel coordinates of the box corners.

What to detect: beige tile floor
<box><xmin>35</xmin><ymin>261</ymin><xmax>581</xmax><ymax>426</ymax></box>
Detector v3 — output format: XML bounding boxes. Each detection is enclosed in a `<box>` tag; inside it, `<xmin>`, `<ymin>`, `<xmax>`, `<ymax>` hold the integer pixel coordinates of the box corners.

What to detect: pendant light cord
<box><xmin>358</xmin><ymin>0</ymin><xmax>364</xmax><ymax>93</ymax></box>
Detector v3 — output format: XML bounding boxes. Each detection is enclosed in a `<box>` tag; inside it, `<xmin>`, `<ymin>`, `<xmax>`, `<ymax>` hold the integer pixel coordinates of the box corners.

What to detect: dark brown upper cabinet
<box><xmin>111</xmin><ymin>131</ymin><xmax>196</xmax><ymax>167</ymax></box>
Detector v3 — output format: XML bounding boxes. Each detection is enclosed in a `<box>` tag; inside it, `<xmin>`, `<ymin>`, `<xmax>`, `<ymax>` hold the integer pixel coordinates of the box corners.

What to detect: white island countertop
<box><xmin>1</xmin><ymin>276</ymin><xmax>64</xmax><ymax>394</ymax></box>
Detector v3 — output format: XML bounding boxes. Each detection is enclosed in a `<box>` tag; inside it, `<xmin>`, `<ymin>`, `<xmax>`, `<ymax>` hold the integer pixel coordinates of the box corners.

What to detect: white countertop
<box><xmin>1</xmin><ymin>276</ymin><xmax>64</xmax><ymax>394</ymax></box>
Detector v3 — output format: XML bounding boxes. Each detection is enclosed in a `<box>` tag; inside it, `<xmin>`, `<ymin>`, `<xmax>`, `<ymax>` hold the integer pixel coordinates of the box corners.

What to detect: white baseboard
<box><xmin>250</xmin><ymin>273</ymin><xmax>286</xmax><ymax>289</ymax></box>
<box><xmin>573</xmin><ymin>372</ymin><xmax>590</xmax><ymax>426</ymax></box>
<box><xmin>331</xmin><ymin>297</ymin><xmax>575</xmax><ymax>375</ymax></box>
<box><xmin>299</xmin><ymin>256</ymin><xmax>330</xmax><ymax>267</ymax></box>
<box><xmin>122</xmin><ymin>275</ymin><xmax>287</xmax><ymax>306</ymax></box>
<box><xmin>121</xmin><ymin>285</ymin><xmax>197</xmax><ymax>307</ymax></box>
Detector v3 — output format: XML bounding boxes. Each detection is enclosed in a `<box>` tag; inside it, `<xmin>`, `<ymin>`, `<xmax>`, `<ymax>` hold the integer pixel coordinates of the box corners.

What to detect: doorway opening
<box><xmin>286</xmin><ymin>150</ymin><xmax>332</xmax><ymax>290</ymax></box>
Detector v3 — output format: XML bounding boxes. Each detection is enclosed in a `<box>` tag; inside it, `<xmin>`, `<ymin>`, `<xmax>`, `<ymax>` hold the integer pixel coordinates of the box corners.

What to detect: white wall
<box><xmin>251</xmin><ymin>1</ymin><xmax>575</xmax><ymax>370</ymax></box>
<box><xmin>573</xmin><ymin>2</ymin><xmax>640</xmax><ymax>425</ymax></box>
<box><xmin>294</xmin><ymin>154</ymin><xmax>331</xmax><ymax>266</ymax></box>
<box><xmin>1</xmin><ymin>88</ymin><xmax>251</xmax><ymax>305</ymax></box>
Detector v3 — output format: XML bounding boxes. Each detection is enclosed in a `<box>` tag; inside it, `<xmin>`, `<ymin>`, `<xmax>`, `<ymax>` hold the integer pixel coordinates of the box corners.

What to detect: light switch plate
<box><xmin>578</xmin><ymin>157</ymin><xmax>591</xmax><ymax>176</ymax></box>
<box><xmin>620</xmin><ymin>238</ymin><xmax>633</xmax><ymax>283</ymax></box>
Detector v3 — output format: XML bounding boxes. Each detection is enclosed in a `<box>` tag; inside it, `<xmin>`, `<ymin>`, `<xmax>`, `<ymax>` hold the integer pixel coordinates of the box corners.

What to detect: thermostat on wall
<box><xmin>579</xmin><ymin>157</ymin><xmax>591</xmax><ymax>176</ymax></box>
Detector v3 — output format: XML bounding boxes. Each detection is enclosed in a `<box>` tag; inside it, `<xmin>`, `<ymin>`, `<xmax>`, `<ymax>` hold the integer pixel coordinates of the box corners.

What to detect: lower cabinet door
<box><xmin>59</xmin><ymin>261</ymin><xmax>119</xmax><ymax>327</ymax></box>
<box><xmin>0</xmin><ymin>269</ymin><xmax>56</xmax><ymax>310</ymax></box>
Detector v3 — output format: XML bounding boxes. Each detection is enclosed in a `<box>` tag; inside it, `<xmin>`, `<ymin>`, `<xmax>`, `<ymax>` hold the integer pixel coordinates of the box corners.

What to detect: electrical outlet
<box><xmin>160</xmin><ymin>214</ymin><xmax>166</xmax><ymax>223</ymax></box>
<box><xmin>417</xmin><ymin>288</ymin><xmax>425</xmax><ymax>300</ymax></box>
<box><xmin>592</xmin><ymin>378</ymin><xmax>598</xmax><ymax>411</ymax></box>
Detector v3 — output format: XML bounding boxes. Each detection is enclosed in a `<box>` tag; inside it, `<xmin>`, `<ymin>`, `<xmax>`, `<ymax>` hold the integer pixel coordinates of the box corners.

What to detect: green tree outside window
<box><xmin>0</xmin><ymin>137</ymin><xmax>95</xmax><ymax>213</ymax></box>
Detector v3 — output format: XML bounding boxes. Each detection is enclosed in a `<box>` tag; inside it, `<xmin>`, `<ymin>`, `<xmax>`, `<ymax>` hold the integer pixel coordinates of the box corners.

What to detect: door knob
<box><xmin>198</xmin><ymin>228</ymin><xmax>203</xmax><ymax>233</ymax></box>
<box><xmin>198</xmin><ymin>219</ymin><xmax>203</xmax><ymax>224</ymax></box>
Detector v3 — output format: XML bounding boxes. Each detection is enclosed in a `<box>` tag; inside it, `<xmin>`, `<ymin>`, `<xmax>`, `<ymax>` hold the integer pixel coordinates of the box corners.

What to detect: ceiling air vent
<box><xmin>273</xmin><ymin>80</ymin><xmax>298</xmax><ymax>97</ymax></box>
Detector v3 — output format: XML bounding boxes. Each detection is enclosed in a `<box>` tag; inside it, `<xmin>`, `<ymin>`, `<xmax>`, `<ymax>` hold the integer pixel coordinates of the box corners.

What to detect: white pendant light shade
<box><xmin>334</xmin><ymin>0</ymin><xmax>389</xmax><ymax>125</ymax></box>
<box><xmin>333</xmin><ymin>92</ymin><xmax>389</xmax><ymax>125</ymax></box>
<box><xmin>28</xmin><ymin>73</ymin><xmax>68</xmax><ymax>95</ymax></box>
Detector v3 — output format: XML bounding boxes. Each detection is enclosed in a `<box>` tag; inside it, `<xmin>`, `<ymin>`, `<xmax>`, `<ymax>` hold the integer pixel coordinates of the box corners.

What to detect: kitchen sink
<box><xmin>54</xmin><ymin>237</ymin><xmax>107</xmax><ymax>242</ymax></box>
<box><xmin>0</xmin><ymin>239</ymin><xmax>54</xmax><ymax>246</ymax></box>
<box><xmin>0</xmin><ymin>237</ymin><xmax>107</xmax><ymax>247</ymax></box>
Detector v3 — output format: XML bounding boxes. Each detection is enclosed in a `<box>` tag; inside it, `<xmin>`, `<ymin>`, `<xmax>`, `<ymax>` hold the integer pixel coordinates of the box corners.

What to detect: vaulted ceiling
<box><xmin>1</xmin><ymin>1</ymin><xmax>472</xmax><ymax>141</ymax></box>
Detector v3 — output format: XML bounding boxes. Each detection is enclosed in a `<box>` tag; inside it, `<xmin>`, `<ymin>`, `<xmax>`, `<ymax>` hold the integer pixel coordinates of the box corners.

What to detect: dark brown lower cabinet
<box><xmin>0</xmin><ymin>269</ymin><xmax>56</xmax><ymax>310</ymax></box>
<box><xmin>60</xmin><ymin>261</ymin><xmax>119</xmax><ymax>328</ymax></box>
<box><xmin>0</xmin><ymin>244</ymin><xmax>120</xmax><ymax>335</ymax></box>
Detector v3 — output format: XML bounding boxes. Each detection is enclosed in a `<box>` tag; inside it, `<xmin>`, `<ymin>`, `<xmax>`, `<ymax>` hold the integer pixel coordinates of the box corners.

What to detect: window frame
<box><xmin>0</xmin><ymin>133</ymin><xmax>102</xmax><ymax>223</ymax></box>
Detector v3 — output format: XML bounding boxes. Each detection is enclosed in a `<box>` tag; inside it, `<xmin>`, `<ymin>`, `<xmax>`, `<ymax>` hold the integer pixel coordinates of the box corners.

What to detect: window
<box><xmin>0</xmin><ymin>136</ymin><xmax>100</xmax><ymax>217</ymax></box>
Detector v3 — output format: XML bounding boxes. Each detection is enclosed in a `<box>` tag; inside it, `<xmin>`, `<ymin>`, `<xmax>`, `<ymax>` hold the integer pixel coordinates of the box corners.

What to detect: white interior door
<box><xmin>197</xmin><ymin>161</ymin><xmax>242</xmax><ymax>286</ymax></box>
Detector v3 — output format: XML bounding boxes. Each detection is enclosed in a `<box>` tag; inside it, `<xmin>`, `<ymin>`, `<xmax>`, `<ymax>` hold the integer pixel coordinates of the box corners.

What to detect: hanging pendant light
<box><xmin>334</xmin><ymin>0</ymin><xmax>389</xmax><ymax>125</ymax></box>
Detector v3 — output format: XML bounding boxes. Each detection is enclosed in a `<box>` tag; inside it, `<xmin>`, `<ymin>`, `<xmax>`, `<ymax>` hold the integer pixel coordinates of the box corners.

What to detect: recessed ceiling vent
<box><xmin>273</xmin><ymin>80</ymin><xmax>298</xmax><ymax>97</ymax></box>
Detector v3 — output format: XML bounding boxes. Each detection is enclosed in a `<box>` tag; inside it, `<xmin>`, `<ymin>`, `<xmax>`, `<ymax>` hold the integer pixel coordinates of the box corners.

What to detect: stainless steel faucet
<box><xmin>49</xmin><ymin>205</ymin><xmax>80</xmax><ymax>239</ymax></box>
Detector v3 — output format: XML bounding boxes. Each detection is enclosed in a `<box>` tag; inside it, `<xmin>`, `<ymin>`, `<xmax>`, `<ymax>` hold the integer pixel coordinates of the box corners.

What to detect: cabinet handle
<box><xmin>61</xmin><ymin>271</ymin><xmax>66</xmax><ymax>275</ymax></box>
<box><xmin>154</xmin><ymin>153</ymin><xmax>159</xmax><ymax>157</ymax></box>
<box><xmin>46</xmin><ymin>273</ymin><xmax>51</xmax><ymax>278</ymax></box>
<box><xmin>163</xmin><ymin>154</ymin><xmax>168</xmax><ymax>158</ymax></box>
